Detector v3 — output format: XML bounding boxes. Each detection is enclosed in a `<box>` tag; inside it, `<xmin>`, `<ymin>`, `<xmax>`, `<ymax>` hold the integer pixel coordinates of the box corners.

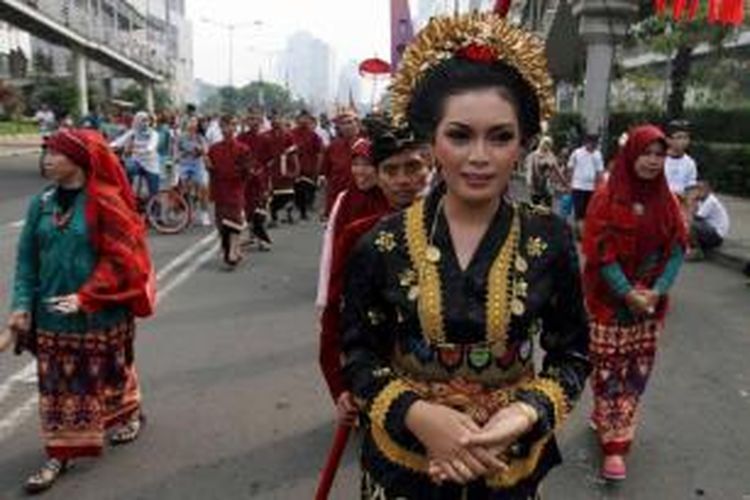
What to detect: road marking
<box><xmin>0</xmin><ymin>362</ymin><xmax>36</xmax><ymax>406</ymax></box>
<box><xmin>0</xmin><ymin>394</ymin><xmax>37</xmax><ymax>442</ymax></box>
<box><xmin>4</xmin><ymin>219</ymin><xmax>25</xmax><ymax>230</ymax></box>
<box><xmin>157</xmin><ymin>242</ymin><xmax>219</xmax><ymax>301</ymax></box>
<box><xmin>0</xmin><ymin>233</ymin><xmax>219</xmax><ymax>442</ymax></box>
<box><xmin>156</xmin><ymin>231</ymin><xmax>217</xmax><ymax>283</ymax></box>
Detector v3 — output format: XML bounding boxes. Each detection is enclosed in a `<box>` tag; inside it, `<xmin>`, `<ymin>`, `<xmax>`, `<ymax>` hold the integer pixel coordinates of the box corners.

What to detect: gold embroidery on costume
<box><xmin>369</xmin><ymin>379</ymin><xmax>428</xmax><ymax>472</ymax></box>
<box><xmin>369</xmin><ymin>377</ymin><xmax>552</xmax><ymax>487</ymax></box>
<box><xmin>520</xmin><ymin>377</ymin><xmax>571</xmax><ymax>428</ymax></box>
<box><xmin>405</xmin><ymin>202</ymin><xmax>445</xmax><ymax>342</ymax></box>
<box><xmin>404</xmin><ymin>199</ymin><xmax>523</xmax><ymax>350</ymax></box>
<box><xmin>375</xmin><ymin>231</ymin><xmax>397</xmax><ymax>253</ymax></box>
<box><xmin>368</xmin><ymin>309</ymin><xmax>385</xmax><ymax>326</ymax></box>
<box><xmin>527</xmin><ymin>236</ymin><xmax>548</xmax><ymax>258</ymax></box>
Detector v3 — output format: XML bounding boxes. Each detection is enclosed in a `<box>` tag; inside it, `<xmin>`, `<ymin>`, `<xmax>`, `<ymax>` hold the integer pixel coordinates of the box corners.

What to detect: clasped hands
<box><xmin>624</xmin><ymin>287</ymin><xmax>660</xmax><ymax>316</ymax></box>
<box><xmin>405</xmin><ymin>400</ymin><xmax>538</xmax><ymax>485</ymax></box>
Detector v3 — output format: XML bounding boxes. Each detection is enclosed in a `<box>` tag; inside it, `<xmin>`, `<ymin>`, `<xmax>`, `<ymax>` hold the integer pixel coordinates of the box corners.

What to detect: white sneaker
<box><xmin>198</xmin><ymin>211</ymin><xmax>212</xmax><ymax>227</ymax></box>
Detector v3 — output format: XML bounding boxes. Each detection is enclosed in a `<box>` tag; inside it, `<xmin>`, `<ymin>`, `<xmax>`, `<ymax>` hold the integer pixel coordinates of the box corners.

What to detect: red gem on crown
<box><xmin>457</xmin><ymin>43</ymin><xmax>498</xmax><ymax>63</ymax></box>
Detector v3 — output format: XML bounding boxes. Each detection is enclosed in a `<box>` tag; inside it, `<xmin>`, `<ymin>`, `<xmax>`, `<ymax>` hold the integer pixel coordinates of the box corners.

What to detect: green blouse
<box><xmin>11</xmin><ymin>187</ymin><xmax>130</xmax><ymax>333</ymax></box>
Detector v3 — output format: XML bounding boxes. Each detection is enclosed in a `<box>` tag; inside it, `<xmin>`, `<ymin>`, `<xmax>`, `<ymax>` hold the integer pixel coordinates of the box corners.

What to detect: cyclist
<box><xmin>175</xmin><ymin>116</ymin><xmax>211</xmax><ymax>226</ymax></box>
<box><xmin>110</xmin><ymin>111</ymin><xmax>161</xmax><ymax>199</ymax></box>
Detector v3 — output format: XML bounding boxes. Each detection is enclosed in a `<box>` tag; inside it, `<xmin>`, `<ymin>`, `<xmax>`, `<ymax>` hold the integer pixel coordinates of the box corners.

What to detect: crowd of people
<box><xmin>1</xmin><ymin>9</ymin><xmax>738</xmax><ymax>499</ymax></box>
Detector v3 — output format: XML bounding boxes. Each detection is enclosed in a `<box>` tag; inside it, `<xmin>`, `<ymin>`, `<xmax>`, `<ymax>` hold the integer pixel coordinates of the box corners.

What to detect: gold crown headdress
<box><xmin>390</xmin><ymin>12</ymin><xmax>555</xmax><ymax>127</ymax></box>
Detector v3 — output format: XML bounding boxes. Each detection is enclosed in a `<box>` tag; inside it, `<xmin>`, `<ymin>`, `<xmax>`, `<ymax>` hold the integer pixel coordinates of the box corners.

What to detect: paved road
<box><xmin>0</xmin><ymin>154</ymin><xmax>748</xmax><ymax>499</ymax></box>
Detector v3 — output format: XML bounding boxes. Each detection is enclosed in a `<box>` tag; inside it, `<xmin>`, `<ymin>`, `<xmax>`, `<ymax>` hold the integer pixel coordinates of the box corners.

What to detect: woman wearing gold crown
<box><xmin>340</xmin><ymin>13</ymin><xmax>591</xmax><ymax>499</ymax></box>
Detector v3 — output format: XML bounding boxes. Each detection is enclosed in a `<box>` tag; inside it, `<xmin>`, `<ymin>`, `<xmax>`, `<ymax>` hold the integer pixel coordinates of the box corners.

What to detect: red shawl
<box><xmin>331</xmin><ymin>187</ymin><xmax>390</xmax><ymax>246</ymax></box>
<box><xmin>583</xmin><ymin>124</ymin><xmax>687</xmax><ymax>322</ymax></box>
<box><xmin>319</xmin><ymin>208</ymin><xmax>392</xmax><ymax>400</ymax></box>
<box><xmin>45</xmin><ymin>130</ymin><xmax>155</xmax><ymax>317</ymax></box>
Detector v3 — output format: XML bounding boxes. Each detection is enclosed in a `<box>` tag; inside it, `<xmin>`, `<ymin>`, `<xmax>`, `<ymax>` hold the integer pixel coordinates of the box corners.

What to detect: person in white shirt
<box><xmin>204</xmin><ymin>116</ymin><xmax>224</xmax><ymax>145</ymax></box>
<box><xmin>568</xmin><ymin>134</ymin><xmax>604</xmax><ymax>232</ymax></box>
<box><xmin>686</xmin><ymin>181</ymin><xmax>730</xmax><ymax>259</ymax></box>
<box><xmin>110</xmin><ymin>111</ymin><xmax>161</xmax><ymax>197</ymax></box>
<box><xmin>664</xmin><ymin>120</ymin><xmax>698</xmax><ymax>196</ymax></box>
<box><xmin>34</xmin><ymin>104</ymin><xmax>56</xmax><ymax>136</ymax></box>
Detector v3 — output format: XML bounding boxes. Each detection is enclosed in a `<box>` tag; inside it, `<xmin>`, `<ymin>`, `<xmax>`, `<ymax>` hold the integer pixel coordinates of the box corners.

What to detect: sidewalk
<box><xmin>0</xmin><ymin>135</ymin><xmax>41</xmax><ymax>159</ymax></box>
<box><xmin>713</xmin><ymin>194</ymin><xmax>750</xmax><ymax>273</ymax></box>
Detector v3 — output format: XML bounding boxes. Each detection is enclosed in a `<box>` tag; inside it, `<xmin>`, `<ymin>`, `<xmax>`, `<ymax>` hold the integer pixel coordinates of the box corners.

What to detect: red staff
<box><xmin>314</xmin><ymin>424</ymin><xmax>351</xmax><ymax>500</ymax></box>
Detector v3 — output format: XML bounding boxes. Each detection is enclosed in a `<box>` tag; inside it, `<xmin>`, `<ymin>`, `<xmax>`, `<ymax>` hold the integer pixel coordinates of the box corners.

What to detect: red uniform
<box><xmin>262</xmin><ymin>128</ymin><xmax>298</xmax><ymax>194</ymax></box>
<box><xmin>291</xmin><ymin>125</ymin><xmax>323</xmax><ymax>182</ymax></box>
<box><xmin>318</xmin><ymin>187</ymin><xmax>390</xmax><ymax>400</ymax></box>
<box><xmin>237</xmin><ymin>129</ymin><xmax>269</xmax><ymax>216</ymax></box>
<box><xmin>207</xmin><ymin>138</ymin><xmax>251</xmax><ymax>228</ymax></box>
<box><xmin>321</xmin><ymin>137</ymin><xmax>355</xmax><ymax>216</ymax></box>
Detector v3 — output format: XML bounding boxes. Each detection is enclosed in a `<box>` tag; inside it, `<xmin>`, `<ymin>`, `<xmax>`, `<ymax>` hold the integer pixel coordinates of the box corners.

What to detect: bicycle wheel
<box><xmin>146</xmin><ymin>189</ymin><xmax>191</xmax><ymax>234</ymax></box>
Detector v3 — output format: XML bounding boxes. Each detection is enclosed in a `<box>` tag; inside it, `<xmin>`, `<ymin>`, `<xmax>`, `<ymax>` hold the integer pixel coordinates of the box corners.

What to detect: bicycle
<box><xmin>125</xmin><ymin>156</ymin><xmax>192</xmax><ymax>235</ymax></box>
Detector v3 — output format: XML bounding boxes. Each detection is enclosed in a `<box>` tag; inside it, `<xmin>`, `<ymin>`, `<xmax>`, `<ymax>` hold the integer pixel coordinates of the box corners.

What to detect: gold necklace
<box><xmin>404</xmin><ymin>198</ymin><xmax>525</xmax><ymax>354</ymax></box>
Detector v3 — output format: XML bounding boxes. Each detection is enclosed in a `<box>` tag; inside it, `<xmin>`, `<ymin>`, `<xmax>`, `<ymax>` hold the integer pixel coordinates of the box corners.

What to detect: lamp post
<box><xmin>201</xmin><ymin>18</ymin><xmax>263</xmax><ymax>87</ymax></box>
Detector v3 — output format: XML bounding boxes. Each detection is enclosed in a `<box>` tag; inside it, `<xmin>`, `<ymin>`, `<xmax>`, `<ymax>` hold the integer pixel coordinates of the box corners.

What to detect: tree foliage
<box><xmin>200</xmin><ymin>81</ymin><xmax>306</xmax><ymax>116</ymax></box>
<box><xmin>27</xmin><ymin>77</ymin><xmax>78</xmax><ymax>118</ymax></box>
<box><xmin>0</xmin><ymin>80</ymin><xmax>26</xmax><ymax>118</ymax></box>
<box><xmin>627</xmin><ymin>6</ymin><xmax>743</xmax><ymax>118</ymax></box>
<box><xmin>115</xmin><ymin>84</ymin><xmax>173</xmax><ymax>113</ymax></box>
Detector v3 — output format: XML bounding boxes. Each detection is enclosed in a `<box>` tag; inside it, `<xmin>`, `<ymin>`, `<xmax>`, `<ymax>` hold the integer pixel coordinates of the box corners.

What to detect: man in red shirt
<box><xmin>320</xmin><ymin>110</ymin><xmax>360</xmax><ymax>219</ymax></box>
<box><xmin>318</xmin><ymin>125</ymin><xmax>430</xmax><ymax>424</ymax></box>
<box><xmin>207</xmin><ymin>115</ymin><xmax>252</xmax><ymax>268</ymax></box>
<box><xmin>237</xmin><ymin>107</ymin><xmax>272</xmax><ymax>249</ymax></box>
<box><xmin>291</xmin><ymin>110</ymin><xmax>323</xmax><ymax>221</ymax></box>
<box><xmin>262</xmin><ymin>110</ymin><xmax>299</xmax><ymax>226</ymax></box>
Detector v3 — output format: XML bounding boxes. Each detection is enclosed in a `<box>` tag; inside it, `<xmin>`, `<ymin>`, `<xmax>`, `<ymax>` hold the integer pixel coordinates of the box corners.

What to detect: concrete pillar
<box><xmin>144</xmin><ymin>82</ymin><xmax>155</xmax><ymax>113</ymax></box>
<box><xmin>74</xmin><ymin>50</ymin><xmax>89</xmax><ymax>117</ymax></box>
<box><xmin>571</xmin><ymin>0</ymin><xmax>637</xmax><ymax>137</ymax></box>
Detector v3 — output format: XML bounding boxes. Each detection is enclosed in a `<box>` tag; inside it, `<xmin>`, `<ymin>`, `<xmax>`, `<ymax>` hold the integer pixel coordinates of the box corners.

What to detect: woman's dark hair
<box><xmin>407</xmin><ymin>58</ymin><xmax>541</xmax><ymax>147</ymax></box>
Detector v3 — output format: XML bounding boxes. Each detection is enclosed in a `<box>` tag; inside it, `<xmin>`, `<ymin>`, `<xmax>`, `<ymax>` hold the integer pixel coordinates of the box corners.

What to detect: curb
<box><xmin>0</xmin><ymin>134</ymin><xmax>41</xmax><ymax>143</ymax></box>
<box><xmin>710</xmin><ymin>241</ymin><xmax>749</xmax><ymax>274</ymax></box>
<box><xmin>0</xmin><ymin>148</ymin><xmax>40</xmax><ymax>159</ymax></box>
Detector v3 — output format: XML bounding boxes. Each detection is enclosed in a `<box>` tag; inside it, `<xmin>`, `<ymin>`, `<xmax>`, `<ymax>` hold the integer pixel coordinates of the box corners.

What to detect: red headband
<box><xmin>351</xmin><ymin>138</ymin><xmax>372</xmax><ymax>161</ymax></box>
<box><xmin>44</xmin><ymin>130</ymin><xmax>92</xmax><ymax>171</ymax></box>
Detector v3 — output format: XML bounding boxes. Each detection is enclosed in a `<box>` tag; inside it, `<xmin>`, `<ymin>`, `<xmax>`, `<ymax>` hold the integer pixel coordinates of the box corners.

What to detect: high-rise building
<box><xmin>280</xmin><ymin>31</ymin><xmax>333</xmax><ymax>112</ymax></box>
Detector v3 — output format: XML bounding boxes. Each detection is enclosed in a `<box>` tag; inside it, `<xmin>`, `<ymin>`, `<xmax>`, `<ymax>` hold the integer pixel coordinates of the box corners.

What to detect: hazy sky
<box><xmin>186</xmin><ymin>0</ymin><xmax>398</xmax><ymax>88</ymax></box>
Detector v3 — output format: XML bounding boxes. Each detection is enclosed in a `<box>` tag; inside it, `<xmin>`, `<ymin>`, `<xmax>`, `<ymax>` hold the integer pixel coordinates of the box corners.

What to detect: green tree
<box><xmin>0</xmin><ymin>80</ymin><xmax>26</xmax><ymax>119</ymax></box>
<box><xmin>116</xmin><ymin>84</ymin><xmax>173</xmax><ymax>113</ymax></box>
<box><xmin>629</xmin><ymin>8</ymin><xmax>743</xmax><ymax>119</ymax></box>
<box><xmin>200</xmin><ymin>81</ymin><xmax>305</xmax><ymax>116</ymax></box>
<box><xmin>28</xmin><ymin>77</ymin><xmax>78</xmax><ymax>118</ymax></box>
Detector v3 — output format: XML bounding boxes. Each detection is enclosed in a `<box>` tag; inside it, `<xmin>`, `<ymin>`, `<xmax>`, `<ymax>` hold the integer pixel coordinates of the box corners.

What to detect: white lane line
<box><xmin>0</xmin><ymin>394</ymin><xmax>38</xmax><ymax>442</ymax></box>
<box><xmin>0</xmin><ymin>234</ymin><xmax>219</xmax><ymax>441</ymax></box>
<box><xmin>156</xmin><ymin>231</ymin><xmax>217</xmax><ymax>283</ymax></box>
<box><xmin>0</xmin><ymin>362</ymin><xmax>36</xmax><ymax>405</ymax></box>
<box><xmin>3</xmin><ymin>219</ymin><xmax>25</xmax><ymax>230</ymax></box>
<box><xmin>156</xmin><ymin>242</ymin><xmax>220</xmax><ymax>301</ymax></box>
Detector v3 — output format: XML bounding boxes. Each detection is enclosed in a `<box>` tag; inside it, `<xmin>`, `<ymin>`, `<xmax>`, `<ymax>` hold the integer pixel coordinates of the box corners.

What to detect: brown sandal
<box><xmin>24</xmin><ymin>458</ymin><xmax>70</xmax><ymax>494</ymax></box>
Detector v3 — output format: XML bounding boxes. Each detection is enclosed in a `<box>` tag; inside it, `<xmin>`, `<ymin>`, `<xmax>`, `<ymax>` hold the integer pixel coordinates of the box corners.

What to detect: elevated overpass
<box><xmin>0</xmin><ymin>0</ymin><xmax>166</xmax><ymax>113</ymax></box>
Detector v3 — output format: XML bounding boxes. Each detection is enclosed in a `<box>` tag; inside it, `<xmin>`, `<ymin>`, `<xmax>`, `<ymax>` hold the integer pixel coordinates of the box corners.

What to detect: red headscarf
<box><xmin>45</xmin><ymin>129</ymin><xmax>155</xmax><ymax>317</ymax></box>
<box><xmin>583</xmin><ymin>124</ymin><xmax>687</xmax><ymax>322</ymax></box>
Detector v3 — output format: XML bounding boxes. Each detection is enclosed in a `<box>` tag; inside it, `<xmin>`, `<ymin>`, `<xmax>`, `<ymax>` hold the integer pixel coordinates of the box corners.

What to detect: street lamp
<box><xmin>201</xmin><ymin>18</ymin><xmax>263</xmax><ymax>87</ymax></box>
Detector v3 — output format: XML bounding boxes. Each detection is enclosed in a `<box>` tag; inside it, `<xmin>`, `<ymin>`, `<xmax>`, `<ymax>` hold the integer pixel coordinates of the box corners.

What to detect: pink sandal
<box><xmin>601</xmin><ymin>454</ymin><xmax>627</xmax><ymax>481</ymax></box>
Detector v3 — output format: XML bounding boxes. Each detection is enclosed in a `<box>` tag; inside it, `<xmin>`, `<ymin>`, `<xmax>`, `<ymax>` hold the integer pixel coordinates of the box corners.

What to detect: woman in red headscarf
<box><xmin>315</xmin><ymin>138</ymin><xmax>389</xmax><ymax>313</ymax></box>
<box><xmin>583</xmin><ymin>124</ymin><xmax>687</xmax><ymax>482</ymax></box>
<box><xmin>4</xmin><ymin>129</ymin><xmax>154</xmax><ymax>493</ymax></box>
